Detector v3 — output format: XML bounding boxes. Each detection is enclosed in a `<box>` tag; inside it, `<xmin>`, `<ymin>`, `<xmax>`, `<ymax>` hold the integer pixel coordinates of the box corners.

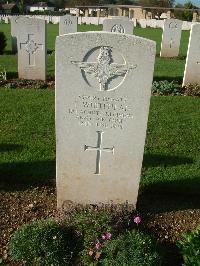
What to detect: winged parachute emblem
<box><xmin>71</xmin><ymin>46</ymin><xmax>137</xmax><ymax>91</ymax></box>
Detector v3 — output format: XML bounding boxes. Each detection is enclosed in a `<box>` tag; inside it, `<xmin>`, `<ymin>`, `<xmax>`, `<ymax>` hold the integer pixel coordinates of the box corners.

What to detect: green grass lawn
<box><xmin>0</xmin><ymin>89</ymin><xmax>199</xmax><ymax>198</ymax></box>
<box><xmin>0</xmin><ymin>24</ymin><xmax>199</xmax><ymax>208</ymax></box>
<box><xmin>0</xmin><ymin>23</ymin><xmax>189</xmax><ymax>81</ymax></box>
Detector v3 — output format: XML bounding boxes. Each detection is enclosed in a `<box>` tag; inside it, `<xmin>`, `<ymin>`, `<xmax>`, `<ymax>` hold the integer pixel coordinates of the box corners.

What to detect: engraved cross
<box><xmin>20</xmin><ymin>34</ymin><xmax>43</xmax><ymax>66</ymax></box>
<box><xmin>84</xmin><ymin>131</ymin><xmax>114</xmax><ymax>175</ymax></box>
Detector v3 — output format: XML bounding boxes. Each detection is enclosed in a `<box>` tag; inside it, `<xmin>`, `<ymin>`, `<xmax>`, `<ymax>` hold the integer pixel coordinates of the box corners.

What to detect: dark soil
<box><xmin>1</xmin><ymin>184</ymin><xmax>200</xmax><ymax>265</ymax></box>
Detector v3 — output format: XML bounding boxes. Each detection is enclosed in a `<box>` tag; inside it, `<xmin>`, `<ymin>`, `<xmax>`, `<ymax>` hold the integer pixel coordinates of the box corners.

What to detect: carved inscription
<box><xmin>68</xmin><ymin>95</ymin><xmax>134</xmax><ymax>130</ymax></box>
<box><xmin>169</xmin><ymin>22</ymin><xmax>178</xmax><ymax>29</ymax></box>
<box><xmin>64</xmin><ymin>19</ymin><xmax>72</xmax><ymax>25</ymax></box>
<box><xmin>111</xmin><ymin>24</ymin><xmax>125</xmax><ymax>33</ymax></box>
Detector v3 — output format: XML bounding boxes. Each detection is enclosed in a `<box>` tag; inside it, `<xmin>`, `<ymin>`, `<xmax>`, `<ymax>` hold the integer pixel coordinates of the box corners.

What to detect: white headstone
<box><xmin>10</xmin><ymin>16</ymin><xmax>19</xmax><ymax>53</ymax></box>
<box><xmin>103</xmin><ymin>18</ymin><xmax>134</xmax><ymax>34</ymax></box>
<box><xmin>56</xmin><ymin>32</ymin><xmax>156</xmax><ymax>208</ymax></box>
<box><xmin>52</xmin><ymin>16</ymin><xmax>60</xmax><ymax>24</ymax></box>
<box><xmin>4</xmin><ymin>17</ymin><xmax>9</xmax><ymax>24</ymax></box>
<box><xmin>183</xmin><ymin>23</ymin><xmax>200</xmax><ymax>86</ymax></box>
<box><xmin>17</xmin><ymin>18</ymin><xmax>46</xmax><ymax>81</ymax></box>
<box><xmin>11</xmin><ymin>16</ymin><xmax>30</xmax><ymax>53</ymax></box>
<box><xmin>59</xmin><ymin>14</ymin><xmax>78</xmax><ymax>35</ymax></box>
<box><xmin>160</xmin><ymin>19</ymin><xmax>183</xmax><ymax>57</ymax></box>
<box><xmin>138</xmin><ymin>19</ymin><xmax>147</xmax><ymax>28</ymax></box>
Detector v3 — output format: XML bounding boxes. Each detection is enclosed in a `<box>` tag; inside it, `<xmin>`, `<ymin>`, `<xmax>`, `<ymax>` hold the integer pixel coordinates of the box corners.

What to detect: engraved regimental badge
<box><xmin>71</xmin><ymin>46</ymin><xmax>137</xmax><ymax>91</ymax></box>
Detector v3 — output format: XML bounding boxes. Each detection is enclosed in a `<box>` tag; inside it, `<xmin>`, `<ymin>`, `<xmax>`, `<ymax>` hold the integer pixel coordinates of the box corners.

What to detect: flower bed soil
<box><xmin>1</xmin><ymin>184</ymin><xmax>200</xmax><ymax>265</ymax></box>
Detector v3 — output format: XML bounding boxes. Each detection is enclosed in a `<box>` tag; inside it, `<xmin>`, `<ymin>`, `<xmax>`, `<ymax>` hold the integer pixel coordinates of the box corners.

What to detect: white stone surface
<box><xmin>182</xmin><ymin>21</ymin><xmax>192</xmax><ymax>30</ymax></box>
<box><xmin>17</xmin><ymin>18</ymin><xmax>46</xmax><ymax>80</ymax></box>
<box><xmin>10</xmin><ymin>16</ymin><xmax>19</xmax><ymax>53</ymax></box>
<box><xmin>160</xmin><ymin>19</ymin><xmax>183</xmax><ymax>57</ymax></box>
<box><xmin>108</xmin><ymin>16</ymin><xmax>129</xmax><ymax>20</ymax></box>
<box><xmin>59</xmin><ymin>14</ymin><xmax>77</xmax><ymax>35</ymax></box>
<box><xmin>138</xmin><ymin>19</ymin><xmax>147</xmax><ymax>28</ymax></box>
<box><xmin>132</xmin><ymin>18</ymin><xmax>137</xmax><ymax>27</ymax></box>
<box><xmin>183</xmin><ymin>23</ymin><xmax>200</xmax><ymax>86</ymax></box>
<box><xmin>103</xmin><ymin>18</ymin><xmax>134</xmax><ymax>34</ymax></box>
<box><xmin>11</xmin><ymin>16</ymin><xmax>30</xmax><ymax>53</ymax></box>
<box><xmin>56</xmin><ymin>32</ymin><xmax>156</xmax><ymax>207</ymax></box>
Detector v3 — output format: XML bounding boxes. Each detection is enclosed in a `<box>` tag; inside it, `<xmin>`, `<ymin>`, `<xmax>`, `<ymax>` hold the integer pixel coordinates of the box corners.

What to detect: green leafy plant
<box><xmin>61</xmin><ymin>203</ymin><xmax>135</xmax><ymax>265</ymax></box>
<box><xmin>99</xmin><ymin>229</ymin><xmax>162</xmax><ymax>266</ymax></box>
<box><xmin>177</xmin><ymin>224</ymin><xmax>200</xmax><ymax>266</ymax></box>
<box><xmin>69</xmin><ymin>206</ymin><xmax>112</xmax><ymax>265</ymax></box>
<box><xmin>9</xmin><ymin>219</ymin><xmax>80</xmax><ymax>265</ymax></box>
<box><xmin>152</xmin><ymin>80</ymin><xmax>181</xmax><ymax>95</ymax></box>
<box><xmin>0</xmin><ymin>32</ymin><xmax>6</xmax><ymax>54</ymax></box>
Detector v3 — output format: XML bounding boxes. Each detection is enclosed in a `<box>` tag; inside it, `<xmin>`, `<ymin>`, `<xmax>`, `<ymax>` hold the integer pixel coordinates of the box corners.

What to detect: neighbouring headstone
<box><xmin>103</xmin><ymin>18</ymin><xmax>134</xmax><ymax>34</ymax></box>
<box><xmin>11</xmin><ymin>16</ymin><xmax>29</xmax><ymax>53</ymax></box>
<box><xmin>10</xmin><ymin>16</ymin><xmax>18</xmax><ymax>53</ymax></box>
<box><xmin>160</xmin><ymin>19</ymin><xmax>182</xmax><ymax>57</ymax></box>
<box><xmin>59</xmin><ymin>14</ymin><xmax>77</xmax><ymax>35</ymax></box>
<box><xmin>56</xmin><ymin>32</ymin><xmax>156</xmax><ymax>208</ymax></box>
<box><xmin>183</xmin><ymin>23</ymin><xmax>200</xmax><ymax>86</ymax></box>
<box><xmin>17</xmin><ymin>18</ymin><xmax>46</xmax><ymax>81</ymax></box>
<box><xmin>59</xmin><ymin>15</ymin><xmax>78</xmax><ymax>35</ymax></box>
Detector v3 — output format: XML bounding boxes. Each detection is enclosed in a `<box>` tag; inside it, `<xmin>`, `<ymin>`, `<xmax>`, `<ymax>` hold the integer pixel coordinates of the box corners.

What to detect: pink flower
<box><xmin>95</xmin><ymin>242</ymin><xmax>102</xmax><ymax>250</ymax></box>
<box><xmin>102</xmin><ymin>232</ymin><xmax>112</xmax><ymax>241</ymax></box>
<box><xmin>102</xmin><ymin>235</ymin><xmax>106</xmax><ymax>240</ymax></box>
<box><xmin>134</xmin><ymin>216</ymin><xmax>141</xmax><ymax>225</ymax></box>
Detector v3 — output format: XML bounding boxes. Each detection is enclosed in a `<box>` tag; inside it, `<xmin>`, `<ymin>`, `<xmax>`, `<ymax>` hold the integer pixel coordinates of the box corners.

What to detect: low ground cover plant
<box><xmin>99</xmin><ymin>229</ymin><xmax>162</xmax><ymax>266</ymax></box>
<box><xmin>177</xmin><ymin>224</ymin><xmax>200</xmax><ymax>266</ymax></box>
<box><xmin>9</xmin><ymin>219</ymin><xmax>80</xmax><ymax>265</ymax></box>
<box><xmin>9</xmin><ymin>204</ymin><xmax>163</xmax><ymax>265</ymax></box>
<box><xmin>152</xmin><ymin>80</ymin><xmax>181</xmax><ymax>95</ymax></box>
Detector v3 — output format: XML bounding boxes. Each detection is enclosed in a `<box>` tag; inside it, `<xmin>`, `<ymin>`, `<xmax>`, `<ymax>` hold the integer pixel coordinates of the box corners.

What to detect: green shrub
<box><xmin>99</xmin><ymin>230</ymin><xmax>162</xmax><ymax>266</ymax></box>
<box><xmin>177</xmin><ymin>224</ymin><xmax>200</xmax><ymax>266</ymax></box>
<box><xmin>0</xmin><ymin>32</ymin><xmax>6</xmax><ymax>54</ymax></box>
<box><xmin>152</xmin><ymin>80</ymin><xmax>181</xmax><ymax>95</ymax></box>
<box><xmin>9</xmin><ymin>219</ymin><xmax>80</xmax><ymax>265</ymax></box>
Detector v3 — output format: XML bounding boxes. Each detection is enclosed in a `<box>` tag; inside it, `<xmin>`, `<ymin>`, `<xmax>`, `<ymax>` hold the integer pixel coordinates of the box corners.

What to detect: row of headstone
<box><xmin>9</xmin><ymin>15</ymin><xmax>200</xmax><ymax>86</ymax></box>
<box><xmin>11</xmin><ymin>14</ymin><xmax>78</xmax><ymax>53</ymax></box>
<box><xmin>12</xmin><ymin>16</ymin><xmax>183</xmax><ymax>60</ymax></box>
<box><xmin>11</xmin><ymin>15</ymin><xmax>134</xmax><ymax>81</ymax></box>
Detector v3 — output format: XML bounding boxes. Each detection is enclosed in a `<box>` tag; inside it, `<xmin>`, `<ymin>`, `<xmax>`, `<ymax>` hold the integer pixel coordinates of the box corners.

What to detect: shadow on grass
<box><xmin>0</xmin><ymin>143</ymin><xmax>23</xmax><ymax>152</ymax></box>
<box><xmin>153</xmin><ymin>76</ymin><xmax>183</xmax><ymax>83</ymax></box>
<box><xmin>7</xmin><ymin>72</ymin><xmax>18</xmax><ymax>79</ymax></box>
<box><xmin>137</xmin><ymin>176</ymin><xmax>200</xmax><ymax>213</ymax></box>
<box><xmin>0</xmin><ymin>160</ymin><xmax>55</xmax><ymax>191</ymax></box>
<box><xmin>3</xmin><ymin>50</ymin><xmax>15</xmax><ymax>55</ymax></box>
<box><xmin>143</xmin><ymin>154</ymin><xmax>193</xmax><ymax>168</ymax></box>
<box><xmin>47</xmin><ymin>49</ymin><xmax>54</xmax><ymax>55</ymax></box>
